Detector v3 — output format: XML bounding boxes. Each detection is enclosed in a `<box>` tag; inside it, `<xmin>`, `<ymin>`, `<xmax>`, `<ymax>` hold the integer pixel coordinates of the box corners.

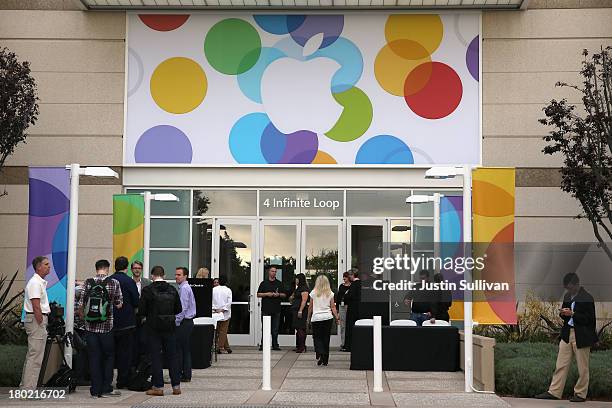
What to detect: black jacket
<box><xmin>138</xmin><ymin>280</ymin><xmax>182</xmax><ymax>333</ymax></box>
<box><xmin>110</xmin><ymin>271</ymin><xmax>139</xmax><ymax>330</ymax></box>
<box><xmin>560</xmin><ymin>287</ymin><xmax>597</xmax><ymax>348</ymax></box>
<box><xmin>344</xmin><ymin>279</ymin><xmax>362</xmax><ymax>319</ymax></box>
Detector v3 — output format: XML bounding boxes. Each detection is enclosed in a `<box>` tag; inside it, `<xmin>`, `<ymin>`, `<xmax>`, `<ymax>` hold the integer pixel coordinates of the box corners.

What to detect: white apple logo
<box><xmin>261</xmin><ymin>35</ymin><xmax>343</xmax><ymax>135</ymax></box>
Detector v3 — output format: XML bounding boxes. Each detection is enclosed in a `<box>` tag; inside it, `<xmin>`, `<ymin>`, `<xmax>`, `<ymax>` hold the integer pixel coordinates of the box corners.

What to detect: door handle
<box><xmin>248</xmin><ymin>294</ymin><xmax>252</xmax><ymax>313</ymax></box>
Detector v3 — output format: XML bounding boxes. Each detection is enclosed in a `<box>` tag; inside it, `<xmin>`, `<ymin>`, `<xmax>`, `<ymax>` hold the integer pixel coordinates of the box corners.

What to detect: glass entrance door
<box><xmin>257</xmin><ymin>219</ymin><xmax>342</xmax><ymax>347</ymax></box>
<box><xmin>214</xmin><ymin>219</ymin><xmax>257</xmax><ymax>346</ymax></box>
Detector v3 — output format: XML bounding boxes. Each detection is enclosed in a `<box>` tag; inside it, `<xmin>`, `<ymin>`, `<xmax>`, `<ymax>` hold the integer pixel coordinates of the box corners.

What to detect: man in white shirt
<box><xmin>212</xmin><ymin>277</ymin><xmax>232</xmax><ymax>353</ymax></box>
<box><xmin>21</xmin><ymin>256</ymin><xmax>51</xmax><ymax>389</ymax></box>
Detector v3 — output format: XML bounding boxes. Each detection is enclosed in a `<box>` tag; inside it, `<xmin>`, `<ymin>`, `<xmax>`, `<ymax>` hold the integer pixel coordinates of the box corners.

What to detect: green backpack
<box><xmin>84</xmin><ymin>277</ymin><xmax>111</xmax><ymax>322</ymax></box>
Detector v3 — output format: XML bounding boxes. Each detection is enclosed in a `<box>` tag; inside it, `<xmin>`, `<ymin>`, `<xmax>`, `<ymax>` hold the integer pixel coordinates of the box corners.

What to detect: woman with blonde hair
<box><xmin>307</xmin><ymin>274</ymin><xmax>340</xmax><ymax>366</ymax></box>
<box><xmin>195</xmin><ymin>267</ymin><xmax>209</xmax><ymax>279</ymax></box>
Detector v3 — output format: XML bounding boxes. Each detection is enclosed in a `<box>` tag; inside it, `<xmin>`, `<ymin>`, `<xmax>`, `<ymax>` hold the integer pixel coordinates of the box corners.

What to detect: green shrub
<box><xmin>0</xmin><ymin>344</ymin><xmax>27</xmax><ymax>387</ymax></box>
<box><xmin>495</xmin><ymin>342</ymin><xmax>612</xmax><ymax>398</ymax></box>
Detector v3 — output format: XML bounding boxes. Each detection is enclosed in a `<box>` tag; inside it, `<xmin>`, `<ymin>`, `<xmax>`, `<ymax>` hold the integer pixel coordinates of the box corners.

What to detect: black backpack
<box><xmin>150</xmin><ymin>284</ymin><xmax>177</xmax><ymax>331</ymax></box>
<box><xmin>45</xmin><ymin>354</ymin><xmax>77</xmax><ymax>393</ymax></box>
<box><xmin>83</xmin><ymin>277</ymin><xmax>111</xmax><ymax>322</ymax></box>
<box><xmin>127</xmin><ymin>355</ymin><xmax>152</xmax><ymax>391</ymax></box>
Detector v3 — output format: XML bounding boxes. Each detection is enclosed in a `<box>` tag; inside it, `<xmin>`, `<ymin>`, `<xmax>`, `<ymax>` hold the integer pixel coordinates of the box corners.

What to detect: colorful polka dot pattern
<box><xmin>375</xmin><ymin>15</ymin><xmax>463</xmax><ymax>120</ymax></box>
<box><xmin>130</xmin><ymin>14</ymin><xmax>479</xmax><ymax>165</ymax></box>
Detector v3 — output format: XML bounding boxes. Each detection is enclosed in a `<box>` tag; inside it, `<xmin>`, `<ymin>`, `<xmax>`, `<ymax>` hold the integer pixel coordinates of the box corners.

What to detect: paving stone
<box><xmin>393</xmin><ymin>392</ymin><xmax>511</xmax><ymax>407</ymax></box>
<box><xmin>271</xmin><ymin>391</ymin><xmax>370</xmax><ymax>406</ymax></box>
<box><xmin>180</xmin><ymin>377</ymin><xmax>262</xmax><ymax>390</ymax></box>
<box><xmin>144</xmin><ymin>390</ymin><xmax>254</xmax><ymax>405</ymax></box>
<box><xmin>286</xmin><ymin>367</ymin><xmax>366</xmax><ymax>379</ymax></box>
<box><xmin>191</xmin><ymin>367</ymin><xmax>262</xmax><ymax>377</ymax></box>
<box><xmin>385</xmin><ymin>370</ymin><xmax>464</xmax><ymax>380</ymax></box>
<box><xmin>388</xmin><ymin>379</ymin><xmax>464</xmax><ymax>392</ymax></box>
<box><xmin>281</xmin><ymin>378</ymin><xmax>367</xmax><ymax>392</ymax></box>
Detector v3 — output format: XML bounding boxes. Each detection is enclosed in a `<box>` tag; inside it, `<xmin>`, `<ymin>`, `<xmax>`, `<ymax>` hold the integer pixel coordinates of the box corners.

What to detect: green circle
<box><xmin>325</xmin><ymin>87</ymin><xmax>373</xmax><ymax>142</ymax></box>
<box><xmin>205</xmin><ymin>18</ymin><xmax>261</xmax><ymax>75</ymax></box>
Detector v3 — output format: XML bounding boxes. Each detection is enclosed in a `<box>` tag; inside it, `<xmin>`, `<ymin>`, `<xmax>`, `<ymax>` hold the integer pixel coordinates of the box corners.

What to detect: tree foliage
<box><xmin>540</xmin><ymin>47</ymin><xmax>612</xmax><ymax>262</ymax></box>
<box><xmin>0</xmin><ymin>47</ymin><xmax>39</xmax><ymax>197</ymax></box>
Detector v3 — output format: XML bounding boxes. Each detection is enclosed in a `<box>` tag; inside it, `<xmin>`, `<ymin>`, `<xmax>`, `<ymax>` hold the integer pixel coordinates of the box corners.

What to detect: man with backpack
<box><xmin>109</xmin><ymin>256</ymin><xmax>139</xmax><ymax>389</ymax></box>
<box><xmin>77</xmin><ymin>259</ymin><xmax>123</xmax><ymax>399</ymax></box>
<box><xmin>138</xmin><ymin>265</ymin><xmax>183</xmax><ymax>396</ymax></box>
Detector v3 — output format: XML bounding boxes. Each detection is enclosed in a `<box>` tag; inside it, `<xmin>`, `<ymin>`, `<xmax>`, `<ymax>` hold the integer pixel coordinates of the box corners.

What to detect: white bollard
<box><xmin>262</xmin><ymin>315</ymin><xmax>271</xmax><ymax>390</ymax></box>
<box><xmin>373</xmin><ymin>315</ymin><xmax>383</xmax><ymax>392</ymax></box>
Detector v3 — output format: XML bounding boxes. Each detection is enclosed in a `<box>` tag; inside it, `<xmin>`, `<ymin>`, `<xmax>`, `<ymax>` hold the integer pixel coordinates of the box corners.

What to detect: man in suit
<box><xmin>536</xmin><ymin>273</ymin><xmax>597</xmax><ymax>403</ymax></box>
<box><xmin>343</xmin><ymin>269</ymin><xmax>361</xmax><ymax>351</ymax></box>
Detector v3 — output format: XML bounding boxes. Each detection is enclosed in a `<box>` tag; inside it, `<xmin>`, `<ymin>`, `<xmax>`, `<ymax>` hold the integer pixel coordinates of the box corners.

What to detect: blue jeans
<box><xmin>148</xmin><ymin>330</ymin><xmax>180</xmax><ymax>388</ymax></box>
<box><xmin>260</xmin><ymin>312</ymin><xmax>281</xmax><ymax>348</ymax></box>
<box><xmin>85</xmin><ymin>331</ymin><xmax>114</xmax><ymax>396</ymax></box>
<box><xmin>176</xmin><ymin>319</ymin><xmax>194</xmax><ymax>380</ymax></box>
<box><xmin>411</xmin><ymin>312</ymin><xmax>429</xmax><ymax>326</ymax></box>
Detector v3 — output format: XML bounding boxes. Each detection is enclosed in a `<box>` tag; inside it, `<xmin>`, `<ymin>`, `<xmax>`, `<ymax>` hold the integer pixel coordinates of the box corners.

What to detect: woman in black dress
<box><xmin>291</xmin><ymin>273</ymin><xmax>309</xmax><ymax>353</ymax></box>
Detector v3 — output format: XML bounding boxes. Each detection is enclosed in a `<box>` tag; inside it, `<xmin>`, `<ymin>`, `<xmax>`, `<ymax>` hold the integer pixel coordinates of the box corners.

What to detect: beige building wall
<box><xmin>0</xmin><ymin>3</ymin><xmax>125</xmax><ymax>288</ymax></box>
<box><xmin>1</xmin><ymin>2</ymin><xmax>611</xmax><ymax>292</ymax></box>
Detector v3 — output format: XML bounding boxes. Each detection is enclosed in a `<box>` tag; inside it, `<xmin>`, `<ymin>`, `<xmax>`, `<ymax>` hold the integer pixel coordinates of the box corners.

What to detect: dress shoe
<box><xmin>272</xmin><ymin>346</ymin><xmax>281</xmax><ymax>351</ymax></box>
<box><xmin>534</xmin><ymin>391</ymin><xmax>559</xmax><ymax>400</ymax></box>
<box><xmin>181</xmin><ymin>377</ymin><xmax>191</xmax><ymax>383</ymax></box>
<box><xmin>226</xmin><ymin>349</ymin><xmax>233</xmax><ymax>354</ymax></box>
<box><xmin>317</xmin><ymin>359</ymin><xmax>323</xmax><ymax>366</ymax></box>
<box><xmin>172</xmin><ymin>386</ymin><xmax>181</xmax><ymax>395</ymax></box>
<box><xmin>569</xmin><ymin>395</ymin><xmax>586</xmax><ymax>403</ymax></box>
<box><xmin>146</xmin><ymin>388</ymin><xmax>164</xmax><ymax>396</ymax></box>
<box><xmin>258</xmin><ymin>346</ymin><xmax>263</xmax><ymax>351</ymax></box>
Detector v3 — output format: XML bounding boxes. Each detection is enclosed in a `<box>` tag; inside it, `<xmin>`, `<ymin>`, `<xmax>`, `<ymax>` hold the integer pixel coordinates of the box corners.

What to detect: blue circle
<box><xmin>254</xmin><ymin>15</ymin><xmax>305</xmax><ymax>35</ymax></box>
<box><xmin>355</xmin><ymin>135</ymin><xmax>414</xmax><ymax>164</ymax></box>
<box><xmin>229</xmin><ymin>113</ymin><xmax>270</xmax><ymax>163</ymax></box>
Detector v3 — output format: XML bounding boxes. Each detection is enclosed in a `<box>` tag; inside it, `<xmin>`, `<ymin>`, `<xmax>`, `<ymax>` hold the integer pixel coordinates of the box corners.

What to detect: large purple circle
<box><xmin>466</xmin><ymin>35</ymin><xmax>479</xmax><ymax>81</ymax></box>
<box><xmin>279</xmin><ymin>130</ymin><xmax>318</xmax><ymax>164</ymax></box>
<box><xmin>135</xmin><ymin>125</ymin><xmax>193</xmax><ymax>163</ymax></box>
<box><xmin>290</xmin><ymin>15</ymin><xmax>344</xmax><ymax>49</ymax></box>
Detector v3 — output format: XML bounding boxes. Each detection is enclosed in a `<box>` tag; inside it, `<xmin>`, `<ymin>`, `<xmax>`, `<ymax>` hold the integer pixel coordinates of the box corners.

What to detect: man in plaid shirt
<box><xmin>77</xmin><ymin>259</ymin><xmax>123</xmax><ymax>398</ymax></box>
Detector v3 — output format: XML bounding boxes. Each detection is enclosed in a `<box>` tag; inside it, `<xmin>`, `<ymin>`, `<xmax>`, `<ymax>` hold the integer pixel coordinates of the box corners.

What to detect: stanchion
<box><xmin>373</xmin><ymin>315</ymin><xmax>383</xmax><ymax>392</ymax></box>
<box><xmin>262</xmin><ymin>315</ymin><xmax>271</xmax><ymax>391</ymax></box>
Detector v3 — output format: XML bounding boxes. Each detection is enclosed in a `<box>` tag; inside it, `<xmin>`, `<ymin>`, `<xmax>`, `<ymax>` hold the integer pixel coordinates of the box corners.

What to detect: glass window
<box><xmin>304</xmin><ymin>225</ymin><xmax>339</xmax><ymax>290</ymax></box>
<box><xmin>150</xmin><ymin>219</ymin><xmax>189</xmax><ymax>248</ymax></box>
<box><xmin>411</xmin><ymin>190</ymin><xmax>462</xmax><ymax>217</ymax></box>
<box><xmin>347</xmin><ymin>190</ymin><xmax>411</xmax><ymax>216</ymax></box>
<box><xmin>259</xmin><ymin>190</ymin><xmax>343</xmax><ymax>217</ymax></box>
<box><xmin>149</xmin><ymin>250</ymin><xmax>189</xmax><ymax>278</ymax></box>
<box><xmin>218</xmin><ymin>224</ymin><xmax>253</xmax><ymax>302</ymax></box>
<box><xmin>126</xmin><ymin>189</ymin><xmax>190</xmax><ymax>216</ymax></box>
<box><xmin>192</xmin><ymin>218</ymin><xmax>213</xmax><ymax>276</ymax></box>
<box><xmin>193</xmin><ymin>190</ymin><xmax>256</xmax><ymax>216</ymax></box>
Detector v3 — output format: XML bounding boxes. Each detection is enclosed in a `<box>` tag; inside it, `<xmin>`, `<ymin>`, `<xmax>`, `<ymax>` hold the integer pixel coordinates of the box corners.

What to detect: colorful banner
<box><xmin>126</xmin><ymin>13</ymin><xmax>480</xmax><ymax>166</ymax></box>
<box><xmin>112</xmin><ymin>194</ymin><xmax>144</xmax><ymax>277</ymax></box>
<box><xmin>25</xmin><ymin>167</ymin><xmax>70</xmax><ymax>317</ymax></box>
<box><xmin>439</xmin><ymin>196</ymin><xmax>465</xmax><ymax>321</ymax></box>
<box><xmin>472</xmin><ymin>168</ymin><xmax>517</xmax><ymax>324</ymax></box>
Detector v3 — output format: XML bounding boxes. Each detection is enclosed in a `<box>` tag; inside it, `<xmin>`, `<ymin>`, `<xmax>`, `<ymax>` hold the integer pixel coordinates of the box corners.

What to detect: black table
<box><xmin>350</xmin><ymin>325</ymin><xmax>459</xmax><ymax>371</ymax></box>
<box><xmin>191</xmin><ymin>324</ymin><xmax>214</xmax><ymax>369</ymax></box>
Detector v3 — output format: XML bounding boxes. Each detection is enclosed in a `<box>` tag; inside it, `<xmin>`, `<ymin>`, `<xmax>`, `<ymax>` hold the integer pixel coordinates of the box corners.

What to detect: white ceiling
<box><xmin>80</xmin><ymin>0</ymin><xmax>529</xmax><ymax>10</ymax></box>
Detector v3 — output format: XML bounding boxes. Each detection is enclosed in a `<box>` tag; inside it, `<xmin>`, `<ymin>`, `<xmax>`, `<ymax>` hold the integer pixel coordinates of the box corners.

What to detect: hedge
<box><xmin>495</xmin><ymin>342</ymin><xmax>612</xmax><ymax>399</ymax></box>
<box><xmin>0</xmin><ymin>344</ymin><xmax>27</xmax><ymax>387</ymax></box>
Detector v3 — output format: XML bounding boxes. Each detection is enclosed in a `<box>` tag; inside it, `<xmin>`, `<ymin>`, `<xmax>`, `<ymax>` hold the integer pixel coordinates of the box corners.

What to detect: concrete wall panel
<box><xmin>34</xmin><ymin>72</ymin><xmax>124</xmax><ymax>104</ymax></box>
<box><xmin>28</xmin><ymin>103</ymin><xmax>123</xmax><ymax>136</ymax></box>
<box><xmin>6</xmin><ymin>136</ymin><xmax>123</xmax><ymax>166</ymax></box>
<box><xmin>2</xmin><ymin>39</ymin><xmax>124</xmax><ymax>73</ymax></box>
<box><xmin>0</xmin><ymin>10</ymin><xmax>125</xmax><ymax>39</ymax></box>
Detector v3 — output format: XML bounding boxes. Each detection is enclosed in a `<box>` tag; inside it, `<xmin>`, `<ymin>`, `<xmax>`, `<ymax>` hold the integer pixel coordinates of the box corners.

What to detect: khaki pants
<box><xmin>216</xmin><ymin>319</ymin><xmax>231</xmax><ymax>351</ymax></box>
<box><xmin>20</xmin><ymin>315</ymin><xmax>48</xmax><ymax>389</ymax></box>
<box><xmin>548</xmin><ymin>330</ymin><xmax>590</xmax><ymax>399</ymax></box>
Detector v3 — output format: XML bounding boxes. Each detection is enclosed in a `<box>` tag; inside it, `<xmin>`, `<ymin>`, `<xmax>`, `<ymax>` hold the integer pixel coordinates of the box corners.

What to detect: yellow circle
<box><xmin>385</xmin><ymin>15</ymin><xmax>443</xmax><ymax>59</ymax></box>
<box><xmin>312</xmin><ymin>151</ymin><xmax>337</xmax><ymax>164</ymax></box>
<box><xmin>374</xmin><ymin>42</ymin><xmax>431</xmax><ymax>96</ymax></box>
<box><xmin>150</xmin><ymin>57</ymin><xmax>207</xmax><ymax>114</ymax></box>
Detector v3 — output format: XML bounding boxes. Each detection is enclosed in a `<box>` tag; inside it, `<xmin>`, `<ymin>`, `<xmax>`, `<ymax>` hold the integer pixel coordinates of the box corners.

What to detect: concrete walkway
<box><xmin>1</xmin><ymin>347</ymin><xmax>611</xmax><ymax>407</ymax></box>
